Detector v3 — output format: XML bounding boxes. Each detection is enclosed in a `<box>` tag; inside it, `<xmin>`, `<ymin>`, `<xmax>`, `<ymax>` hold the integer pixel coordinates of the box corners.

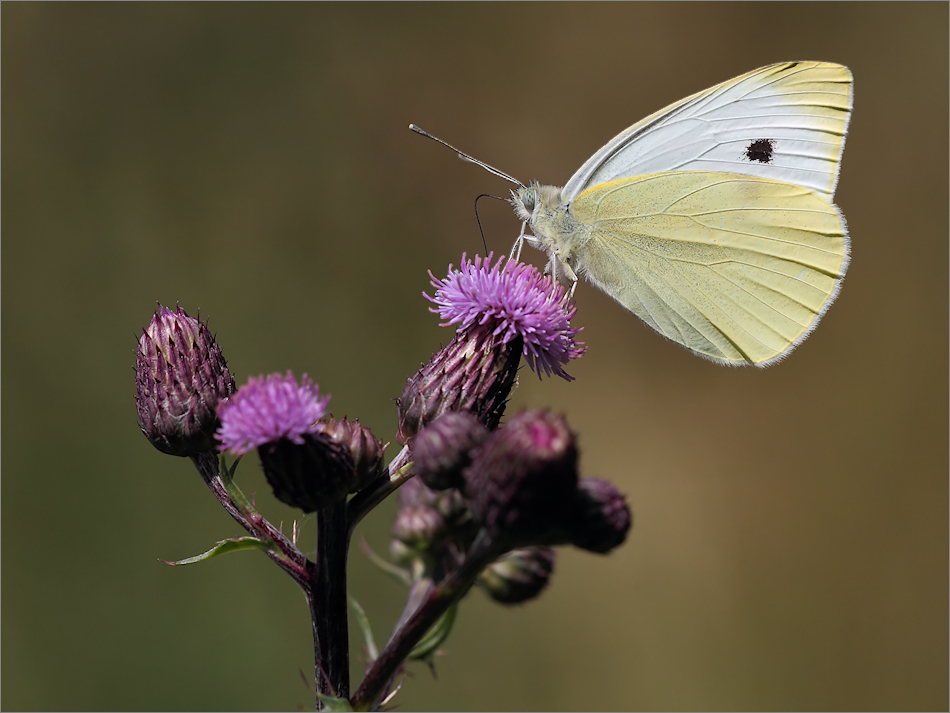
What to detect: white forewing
<box><xmin>561</xmin><ymin>62</ymin><xmax>853</xmax><ymax>204</ymax></box>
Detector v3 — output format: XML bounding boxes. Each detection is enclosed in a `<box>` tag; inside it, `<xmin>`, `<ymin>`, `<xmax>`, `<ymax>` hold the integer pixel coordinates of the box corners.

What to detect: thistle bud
<box><xmin>477</xmin><ymin>546</ymin><xmax>556</xmax><ymax>605</ymax></box>
<box><xmin>392</xmin><ymin>475</ymin><xmax>477</xmax><ymax>558</ymax></box>
<box><xmin>217</xmin><ymin>372</ymin><xmax>358</xmax><ymax>513</ymax></box>
<box><xmin>135</xmin><ymin>304</ymin><xmax>235</xmax><ymax>457</ymax></box>
<box><xmin>392</xmin><ymin>504</ymin><xmax>444</xmax><ymax>550</ymax></box>
<box><xmin>389</xmin><ymin>538</ymin><xmax>417</xmax><ymax>568</ymax></box>
<box><xmin>397</xmin><ymin>472</ymin><xmax>437</xmax><ymax>509</ymax></box>
<box><xmin>411</xmin><ymin>412</ymin><xmax>488</xmax><ymax>491</ymax></box>
<box><xmin>431</xmin><ymin>485</ymin><xmax>473</xmax><ymax>528</ymax></box>
<box><xmin>393</xmin><ymin>477</ymin><xmax>445</xmax><ymax>550</ymax></box>
<box><xmin>570</xmin><ymin>478</ymin><xmax>632</xmax><ymax>554</ymax></box>
<box><xmin>314</xmin><ymin>417</ymin><xmax>386</xmax><ymax>493</ymax></box>
<box><xmin>396</xmin><ymin>329</ymin><xmax>519</xmax><ymax>444</ymax></box>
<box><xmin>463</xmin><ymin>409</ymin><xmax>578</xmax><ymax>549</ymax></box>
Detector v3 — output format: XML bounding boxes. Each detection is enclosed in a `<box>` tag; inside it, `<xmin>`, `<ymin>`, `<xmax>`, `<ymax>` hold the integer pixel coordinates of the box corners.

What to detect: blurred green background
<box><xmin>3</xmin><ymin>3</ymin><xmax>947</xmax><ymax>711</ymax></box>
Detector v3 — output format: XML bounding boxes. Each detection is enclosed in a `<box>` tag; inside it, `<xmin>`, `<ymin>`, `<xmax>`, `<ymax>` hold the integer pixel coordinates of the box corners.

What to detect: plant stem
<box><xmin>346</xmin><ymin>445</ymin><xmax>413</xmax><ymax>537</ymax></box>
<box><xmin>350</xmin><ymin>531</ymin><xmax>500</xmax><ymax>711</ymax></box>
<box><xmin>312</xmin><ymin>501</ymin><xmax>351</xmax><ymax>706</ymax></box>
<box><xmin>190</xmin><ymin>451</ymin><xmax>310</xmax><ymax>587</ymax></box>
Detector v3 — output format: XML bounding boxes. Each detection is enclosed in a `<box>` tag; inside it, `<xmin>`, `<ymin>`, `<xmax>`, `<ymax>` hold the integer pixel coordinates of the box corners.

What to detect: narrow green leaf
<box><xmin>220</xmin><ymin>452</ymin><xmax>241</xmax><ymax>481</ymax></box>
<box><xmin>409</xmin><ymin>602</ymin><xmax>458</xmax><ymax>661</ymax></box>
<box><xmin>160</xmin><ymin>536</ymin><xmax>269</xmax><ymax>566</ymax></box>
<box><xmin>359</xmin><ymin>538</ymin><xmax>412</xmax><ymax>587</ymax></box>
<box><xmin>350</xmin><ymin>597</ymin><xmax>379</xmax><ymax>661</ymax></box>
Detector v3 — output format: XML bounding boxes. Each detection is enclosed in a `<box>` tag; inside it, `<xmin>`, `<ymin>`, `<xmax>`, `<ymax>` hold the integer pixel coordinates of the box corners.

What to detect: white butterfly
<box><xmin>415</xmin><ymin>62</ymin><xmax>853</xmax><ymax>366</ymax></box>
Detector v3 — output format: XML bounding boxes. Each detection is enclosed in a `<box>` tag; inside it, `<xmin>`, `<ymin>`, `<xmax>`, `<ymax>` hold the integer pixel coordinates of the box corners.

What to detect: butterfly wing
<box><xmin>571</xmin><ymin>171</ymin><xmax>849</xmax><ymax>366</ymax></box>
<box><xmin>562</xmin><ymin>62</ymin><xmax>853</xmax><ymax>204</ymax></box>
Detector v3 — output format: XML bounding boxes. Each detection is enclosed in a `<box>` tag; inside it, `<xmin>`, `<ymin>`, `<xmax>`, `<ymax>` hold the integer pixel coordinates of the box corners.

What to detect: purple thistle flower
<box><xmin>426</xmin><ymin>253</ymin><xmax>586</xmax><ymax>380</ymax></box>
<box><xmin>217</xmin><ymin>372</ymin><xmax>366</xmax><ymax>512</ymax></box>
<box><xmin>217</xmin><ymin>372</ymin><xmax>330</xmax><ymax>455</ymax></box>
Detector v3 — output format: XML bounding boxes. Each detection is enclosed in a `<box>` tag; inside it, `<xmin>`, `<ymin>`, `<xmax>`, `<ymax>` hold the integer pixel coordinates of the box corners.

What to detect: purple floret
<box><xmin>216</xmin><ymin>371</ymin><xmax>330</xmax><ymax>455</ymax></box>
<box><xmin>426</xmin><ymin>254</ymin><xmax>586</xmax><ymax>380</ymax></box>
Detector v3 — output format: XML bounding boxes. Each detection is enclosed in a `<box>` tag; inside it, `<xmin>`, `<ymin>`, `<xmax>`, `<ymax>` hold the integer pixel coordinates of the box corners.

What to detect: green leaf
<box><xmin>220</xmin><ymin>452</ymin><xmax>241</xmax><ymax>481</ymax></box>
<box><xmin>350</xmin><ymin>597</ymin><xmax>379</xmax><ymax>661</ymax></box>
<box><xmin>316</xmin><ymin>693</ymin><xmax>354</xmax><ymax>711</ymax></box>
<box><xmin>160</xmin><ymin>536</ymin><xmax>269</xmax><ymax>566</ymax></box>
<box><xmin>409</xmin><ymin>602</ymin><xmax>458</xmax><ymax>661</ymax></box>
<box><xmin>359</xmin><ymin>538</ymin><xmax>412</xmax><ymax>587</ymax></box>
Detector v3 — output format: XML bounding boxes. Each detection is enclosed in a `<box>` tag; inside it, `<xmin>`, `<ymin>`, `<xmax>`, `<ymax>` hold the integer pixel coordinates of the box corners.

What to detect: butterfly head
<box><xmin>511</xmin><ymin>183</ymin><xmax>539</xmax><ymax>223</ymax></box>
<box><xmin>511</xmin><ymin>183</ymin><xmax>564</xmax><ymax>223</ymax></box>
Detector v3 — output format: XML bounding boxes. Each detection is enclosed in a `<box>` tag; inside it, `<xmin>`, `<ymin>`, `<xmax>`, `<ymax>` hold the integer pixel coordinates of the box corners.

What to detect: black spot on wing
<box><xmin>744</xmin><ymin>138</ymin><xmax>775</xmax><ymax>163</ymax></box>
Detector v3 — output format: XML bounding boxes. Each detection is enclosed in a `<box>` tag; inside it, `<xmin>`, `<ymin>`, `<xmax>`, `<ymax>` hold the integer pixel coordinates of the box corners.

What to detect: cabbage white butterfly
<box><xmin>413</xmin><ymin>62</ymin><xmax>852</xmax><ymax>366</ymax></box>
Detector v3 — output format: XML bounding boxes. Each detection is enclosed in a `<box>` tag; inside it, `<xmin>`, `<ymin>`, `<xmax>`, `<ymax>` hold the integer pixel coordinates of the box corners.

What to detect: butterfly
<box><xmin>413</xmin><ymin>62</ymin><xmax>852</xmax><ymax>366</ymax></box>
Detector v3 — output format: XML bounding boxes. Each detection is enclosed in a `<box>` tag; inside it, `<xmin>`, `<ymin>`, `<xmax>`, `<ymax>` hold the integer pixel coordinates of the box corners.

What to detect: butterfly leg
<box><xmin>558</xmin><ymin>257</ymin><xmax>579</xmax><ymax>300</ymax></box>
<box><xmin>510</xmin><ymin>222</ymin><xmax>528</xmax><ymax>262</ymax></box>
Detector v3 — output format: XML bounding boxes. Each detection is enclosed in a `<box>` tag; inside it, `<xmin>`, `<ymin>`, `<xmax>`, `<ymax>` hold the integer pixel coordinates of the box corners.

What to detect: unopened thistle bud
<box><xmin>314</xmin><ymin>416</ymin><xmax>386</xmax><ymax>493</ymax></box>
<box><xmin>397</xmin><ymin>254</ymin><xmax>585</xmax><ymax>444</ymax></box>
<box><xmin>392</xmin><ymin>504</ymin><xmax>444</xmax><ymax>550</ymax></box>
<box><xmin>389</xmin><ymin>538</ymin><xmax>417</xmax><ymax>568</ymax></box>
<box><xmin>463</xmin><ymin>409</ymin><xmax>579</xmax><ymax>549</ymax></box>
<box><xmin>392</xmin><ymin>475</ymin><xmax>476</xmax><ymax>555</ymax></box>
<box><xmin>477</xmin><ymin>546</ymin><xmax>556</xmax><ymax>605</ymax></box>
<box><xmin>135</xmin><ymin>304</ymin><xmax>235</xmax><ymax>457</ymax></box>
<box><xmin>392</xmin><ymin>477</ymin><xmax>446</xmax><ymax>551</ymax></box>
<box><xmin>411</xmin><ymin>412</ymin><xmax>488</xmax><ymax>491</ymax></box>
<box><xmin>216</xmin><ymin>372</ymin><xmax>357</xmax><ymax>513</ymax></box>
<box><xmin>570</xmin><ymin>477</ymin><xmax>632</xmax><ymax>554</ymax></box>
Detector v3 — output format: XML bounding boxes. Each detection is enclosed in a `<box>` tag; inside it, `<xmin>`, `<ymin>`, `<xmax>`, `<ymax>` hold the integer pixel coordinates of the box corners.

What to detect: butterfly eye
<box><xmin>521</xmin><ymin>189</ymin><xmax>536</xmax><ymax>213</ymax></box>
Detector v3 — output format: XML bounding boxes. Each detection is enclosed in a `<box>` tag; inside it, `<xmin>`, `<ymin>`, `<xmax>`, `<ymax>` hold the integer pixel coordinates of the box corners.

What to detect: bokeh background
<box><xmin>3</xmin><ymin>3</ymin><xmax>947</xmax><ymax>711</ymax></box>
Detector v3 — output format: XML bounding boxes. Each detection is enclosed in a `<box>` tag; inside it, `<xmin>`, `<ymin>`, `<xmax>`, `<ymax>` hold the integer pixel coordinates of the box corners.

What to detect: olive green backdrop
<box><xmin>3</xmin><ymin>3</ymin><xmax>947</xmax><ymax>711</ymax></box>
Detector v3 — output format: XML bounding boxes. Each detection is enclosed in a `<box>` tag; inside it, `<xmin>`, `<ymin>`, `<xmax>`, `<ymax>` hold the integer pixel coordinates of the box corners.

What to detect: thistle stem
<box><xmin>346</xmin><ymin>445</ymin><xmax>413</xmax><ymax>536</ymax></box>
<box><xmin>312</xmin><ymin>501</ymin><xmax>351</xmax><ymax>705</ymax></box>
<box><xmin>190</xmin><ymin>451</ymin><xmax>310</xmax><ymax>587</ymax></box>
<box><xmin>351</xmin><ymin>531</ymin><xmax>500</xmax><ymax>711</ymax></box>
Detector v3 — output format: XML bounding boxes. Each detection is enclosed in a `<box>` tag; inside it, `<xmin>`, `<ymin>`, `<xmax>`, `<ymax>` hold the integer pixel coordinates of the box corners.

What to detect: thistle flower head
<box><xmin>570</xmin><ymin>477</ymin><xmax>632</xmax><ymax>554</ymax></box>
<box><xmin>135</xmin><ymin>304</ymin><xmax>235</xmax><ymax>457</ymax></box>
<box><xmin>426</xmin><ymin>253</ymin><xmax>586</xmax><ymax>381</ymax></box>
<box><xmin>395</xmin><ymin>326</ymin><xmax>519</xmax><ymax>445</ymax></box>
<box><xmin>391</xmin><ymin>475</ymin><xmax>476</xmax><ymax>561</ymax></box>
<box><xmin>216</xmin><ymin>372</ymin><xmax>330</xmax><ymax>455</ymax></box>
<box><xmin>463</xmin><ymin>409</ymin><xmax>579</xmax><ymax>549</ymax></box>
<box><xmin>477</xmin><ymin>546</ymin><xmax>556</xmax><ymax>605</ymax></box>
<box><xmin>392</xmin><ymin>503</ymin><xmax>445</xmax><ymax>550</ymax></box>
<box><xmin>411</xmin><ymin>412</ymin><xmax>488</xmax><ymax>491</ymax></box>
<box><xmin>216</xmin><ymin>372</ymin><xmax>355</xmax><ymax>513</ymax></box>
<box><xmin>398</xmin><ymin>475</ymin><xmax>470</xmax><ymax>527</ymax></box>
<box><xmin>314</xmin><ymin>416</ymin><xmax>386</xmax><ymax>492</ymax></box>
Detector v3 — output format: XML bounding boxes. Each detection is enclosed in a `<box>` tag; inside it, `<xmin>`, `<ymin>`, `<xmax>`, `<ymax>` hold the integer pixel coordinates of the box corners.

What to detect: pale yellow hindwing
<box><xmin>571</xmin><ymin>171</ymin><xmax>849</xmax><ymax>366</ymax></box>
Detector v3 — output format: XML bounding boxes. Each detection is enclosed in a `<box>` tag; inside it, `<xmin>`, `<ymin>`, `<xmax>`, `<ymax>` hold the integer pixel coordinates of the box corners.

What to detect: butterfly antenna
<box><xmin>409</xmin><ymin>124</ymin><xmax>525</xmax><ymax>188</ymax></box>
<box><xmin>473</xmin><ymin>193</ymin><xmax>507</xmax><ymax>257</ymax></box>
